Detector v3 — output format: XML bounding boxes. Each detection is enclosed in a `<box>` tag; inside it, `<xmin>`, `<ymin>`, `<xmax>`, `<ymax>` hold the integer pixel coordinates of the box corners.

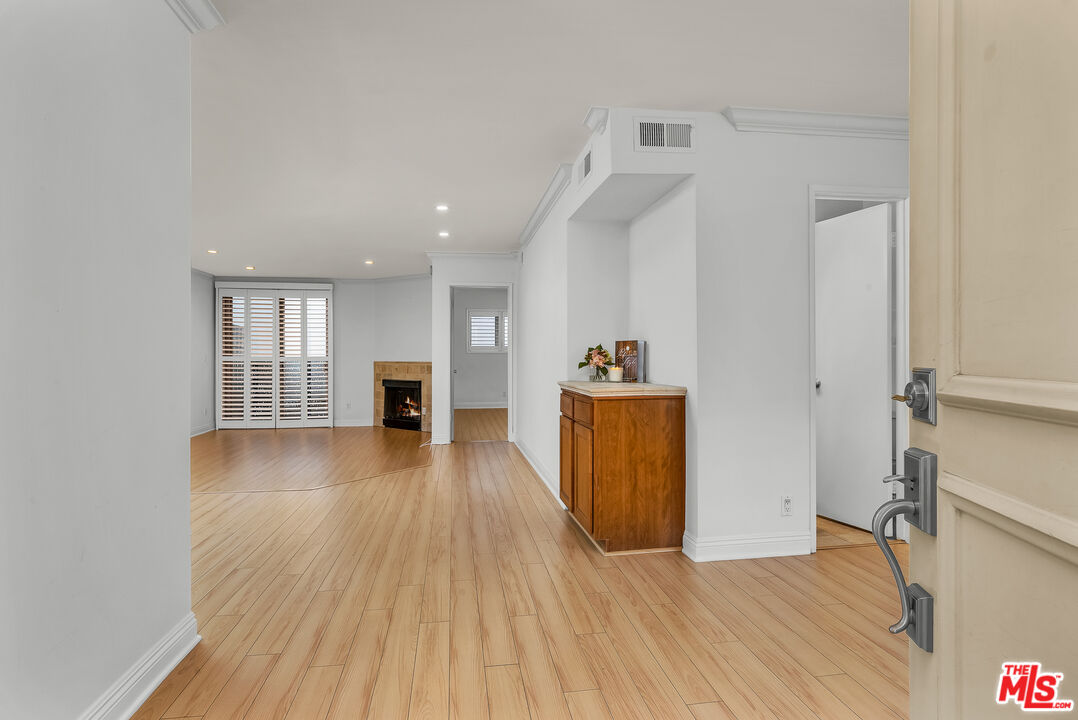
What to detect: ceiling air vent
<box><xmin>635</xmin><ymin>118</ymin><xmax>695</xmax><ymax>152</ymax></box>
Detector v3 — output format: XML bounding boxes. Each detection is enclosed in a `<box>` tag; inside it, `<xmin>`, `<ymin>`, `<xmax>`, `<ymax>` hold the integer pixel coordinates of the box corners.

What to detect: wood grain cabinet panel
<box><xmin>573</xmin><ymin>398</ymin><xmax>594</xmax><ymax>426</ymax></box>
<box><xmin>572</xmin><ymin>423</ymin><xmax>594</xmax><ymax>533</ymax></box>
<box><xmin>558</xmin><ymin>388</ymin><xmax>685</xmax><ymax>553</ymax></box>
<box><xmin>559</xmin><ymin>415</ymin><xmax>574</xmax><ymax>509</ymax></box>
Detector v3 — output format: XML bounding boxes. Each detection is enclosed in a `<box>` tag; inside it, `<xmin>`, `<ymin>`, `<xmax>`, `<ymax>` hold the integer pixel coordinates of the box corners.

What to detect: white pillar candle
<box><xmin>608</xmin><ymin>367</ymin><xmax>624</xmax><ymax>382</ymax></box>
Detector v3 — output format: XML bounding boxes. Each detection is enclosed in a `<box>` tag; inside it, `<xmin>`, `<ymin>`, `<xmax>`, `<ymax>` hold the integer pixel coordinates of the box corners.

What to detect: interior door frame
<box><xmin>807</xmin><ymin>185</ymin><xmax>909</xmax><ymax>551</ymax></box>
<box><xmin>448</xmin><ymin>282</ymin><xmax>514</xmax><ymax>443</ymax></box>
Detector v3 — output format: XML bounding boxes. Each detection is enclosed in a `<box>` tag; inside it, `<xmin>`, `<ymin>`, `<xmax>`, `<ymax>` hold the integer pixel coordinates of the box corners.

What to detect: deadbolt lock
<box><xmin>892</xmin><ymin>368</ymin><xmax>937</xmax><ymax>425</ymax></box>
<box><xmin>892</xmin><ymin>381</ymin><xmax>928</xmax><ymax>411</ymax></box>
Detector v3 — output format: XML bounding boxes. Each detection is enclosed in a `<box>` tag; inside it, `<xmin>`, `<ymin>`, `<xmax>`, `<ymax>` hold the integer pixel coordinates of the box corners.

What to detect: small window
<box><xmin>467</xmin><ymin>309</ymin><xmax>510</xmax><ymax>353</ymax></box>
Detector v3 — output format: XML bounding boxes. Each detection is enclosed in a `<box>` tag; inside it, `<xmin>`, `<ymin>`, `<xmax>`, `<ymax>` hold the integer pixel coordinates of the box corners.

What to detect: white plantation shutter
<box><xmin>467</xmin><ymin>309</ymin><xmax>509</xmax><ymax>352</ymax></box>
<box><xmin>248</xmin><ymin>295</ymin><xmax>276</xmax><ymax>427</ymax></box>
<box><xmin>216</xmin><ymin>284</ymin><xmax>333</xmax><ymax>429</ymax></box>
<box><xmin>218</xmin><ymin>294</ymin><xmax>246</xmax><ymax>426</ymax></box>
<box><xmin>305</xmin><ymin>294</ymin><xmax>330</xmax><ymax>422</ymax></box>
<box><xmin>277</xmin><ymin>295</ymin><xmax>304</xmax><ymax>426</ymax></box>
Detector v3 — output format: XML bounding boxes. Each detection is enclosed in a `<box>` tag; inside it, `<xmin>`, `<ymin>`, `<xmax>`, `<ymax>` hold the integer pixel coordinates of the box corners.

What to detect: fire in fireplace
<box><xmin>382</xmin><ymin>379</ymin><xmax>422</xmax><ymax>430</ymax></box>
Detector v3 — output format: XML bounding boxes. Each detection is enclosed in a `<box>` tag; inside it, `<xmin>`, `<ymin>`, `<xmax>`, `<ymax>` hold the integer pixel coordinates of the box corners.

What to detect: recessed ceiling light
<box><xmin>435</xmin><ymin>204</ymin><xmax>449</xmax><ymax>212</ymax></box>
<box><xmin>365</xmin><ymin>259</ymin><xmax>374</xmax><ymax>265</ymax></box>
<box><xmin>438</xmin><ymin>231</ymin><xmax>450</xmax><ymax>238</ymax></box>
<box><xmin>245</xmin><ymin>266</ymin><xmax>255</xmax><ymax>271</ymax></box>
<box><xmin>207</xmin><ymin>249</ymin><xmax>218</xmax><ymax>254</ymax></box>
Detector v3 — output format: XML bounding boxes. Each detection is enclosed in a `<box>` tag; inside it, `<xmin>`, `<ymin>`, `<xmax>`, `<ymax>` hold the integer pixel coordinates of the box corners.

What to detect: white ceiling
<box><xmin>191</xmin><ymin>0</ymin><xmax>909</xmax><ymax>279</ymax></box>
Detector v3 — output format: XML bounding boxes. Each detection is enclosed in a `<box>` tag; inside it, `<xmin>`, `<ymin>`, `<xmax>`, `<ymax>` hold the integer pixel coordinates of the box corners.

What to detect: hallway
<box><xmin>135</xmin><ymin>429</ymin><xmax>909</xmax><ymax>719</ymax></box>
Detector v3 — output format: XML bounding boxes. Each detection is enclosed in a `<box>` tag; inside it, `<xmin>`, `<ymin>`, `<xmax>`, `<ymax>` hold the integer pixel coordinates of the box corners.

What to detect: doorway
<box><xmin>450</xmin><ymin>286</ymin><xmax>510</xmax><ymax>442</ymax></box>
<box><xmin>809</xmin><ymin>187</ymin><xmax>909</xmax><ymax>548</ymax></box>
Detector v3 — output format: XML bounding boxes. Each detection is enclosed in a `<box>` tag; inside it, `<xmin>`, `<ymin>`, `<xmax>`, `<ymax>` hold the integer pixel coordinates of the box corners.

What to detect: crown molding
<box><xmin>164</xmin><ymin>0</ymin><xmax>223</xmax><ymax>33</ymax></box>
<box><xmin>332</xmin><ymin>273</ymin><xmax>431</xmax><ymax>285</ymax></box>
<box><xmin>519</xmin><ymin>163</ymin><xmax>572</xmax><ymax>249</ymax></box>
<box><xmin>425</xmin><ymin>251</ymin><xmax>521</xmax><ymax>261</ymax></box>
<box><xmin>722</xmin><ymin>106</ymin><xmax>908</xmax><ymax>141</ymax></box>
<box><xmin>583</xmin><ymin>106</ymin><xmax>610</xmax><ymax>134</ymax></box>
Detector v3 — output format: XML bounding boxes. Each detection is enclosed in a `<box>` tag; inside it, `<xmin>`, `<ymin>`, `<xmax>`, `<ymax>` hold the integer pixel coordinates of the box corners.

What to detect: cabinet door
<box><xmin>559</xmin><ymin>415</ymin><xmax>574</xmax><ymax>509</ymax></box>
<box><xmin>573</xmin><ymin>423</ymin><xmax>594</xmax><ymax>533</ymax></box>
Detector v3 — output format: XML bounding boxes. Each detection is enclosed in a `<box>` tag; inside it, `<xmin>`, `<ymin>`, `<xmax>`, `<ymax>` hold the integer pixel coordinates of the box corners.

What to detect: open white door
<box><xmin>815</xmin><ymin>203</ymin><xmax>893</xmax><ymax>530</ymax></box>
<box><xmin>906</xmin><ymin>1</ymin><xmax>1078</xmax><ymax>716</ymax></box>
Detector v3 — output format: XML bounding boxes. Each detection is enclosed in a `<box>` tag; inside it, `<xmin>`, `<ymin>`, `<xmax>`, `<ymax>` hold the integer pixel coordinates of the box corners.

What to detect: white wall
<box><xmin>566</xmin><ymin>221</ymin><xmax>629</xmax><ymax>380</ymax></box>
<box><xmin>452</xmin><ymin>287</ymin><xmax>509</xmax><ymax>408</ymax></box>
<box><xmin>429</xmin><ymin>253</ymin><xmax>519</xmax><ymax>444</ymax></box>
<box><xmin>690</xmin><ymin>114</ymin><xmax>908</xmax><ymax>559</ymax></box>
<box><xmin>372</xmin><ymin>275</ymin><xmax>433</xmax><ymax>361</ymax></box>
<box><xmin>517</xmin><ymin>222</ymin><xmax>569</xmax><ymax>490</ymax></box>
<box><xmin>191</xmin><ymin>270</ymin><xmax>215</xmax><ymax>435</ymax></box>
<box><xmin>628</xmin><ymin>177</ymin><xmax>699</xmax><ymax>533</ymax></box>
<box><xmin>332</xmin><ymin>281</ymin><xmax>377</xmax><ymax>425</ymax></box>
<box><xmin>514</xmin><ymin>108</ymin><xmax>908</xmax><ymax>561</ymax></box>
<box><xmin>0</xmin><ymin>2</ymin><xmax>196</xmax><ymax>718</ymax></box>
<box><xmin>333</xmin><ymin>275</ymin><xmax>432</xmax><ymax>426</ymax></box>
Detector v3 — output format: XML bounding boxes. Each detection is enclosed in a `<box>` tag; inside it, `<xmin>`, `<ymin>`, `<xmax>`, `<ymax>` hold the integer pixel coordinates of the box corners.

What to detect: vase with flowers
<box><xmin>579</xmin><ymin>344</ymin><xmax>614</xmax><ymax>381</ymax></box>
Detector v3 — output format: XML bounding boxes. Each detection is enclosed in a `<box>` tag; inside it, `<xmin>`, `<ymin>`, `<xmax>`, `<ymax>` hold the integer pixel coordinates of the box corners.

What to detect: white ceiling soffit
<box><xmin>583</xmin><ymin>106</ymin><xmax>610</xmax><ymax>135</ymax></box>
<box><xmin>165</xmin><ymin>0</ymin><xmax>223</xmax><ymax>33</ymax></box>
<box><xmin>722</xmin><ymin>107</ymin><xmax>908</xmax><ymax>140</ymax></box>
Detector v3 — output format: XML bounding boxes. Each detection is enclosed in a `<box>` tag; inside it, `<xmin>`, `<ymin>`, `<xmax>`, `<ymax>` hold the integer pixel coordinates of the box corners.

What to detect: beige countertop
<box><xmin>558</xmin><ymin>381</ymin><xmax>687</xmax><ymax>398</ymax></box>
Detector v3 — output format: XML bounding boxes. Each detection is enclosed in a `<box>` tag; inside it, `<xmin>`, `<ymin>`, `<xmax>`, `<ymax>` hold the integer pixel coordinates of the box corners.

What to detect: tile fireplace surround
<box><xmin>373</xmin><ymin>361</ymin><xmax>432</xmax><ymax>433</ymax></box>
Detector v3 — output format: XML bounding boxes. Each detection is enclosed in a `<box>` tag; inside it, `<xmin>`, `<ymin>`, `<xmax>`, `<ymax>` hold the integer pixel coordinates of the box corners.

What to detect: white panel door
<box><xmin>909</xmin><ymin>1</ymin><xmax>1078</xmax><ymax>716</ymax></box>
<box><xmin>814</xmin><ymin>203</ymin><xmax>893</xmax><ymax>530</ymax></box>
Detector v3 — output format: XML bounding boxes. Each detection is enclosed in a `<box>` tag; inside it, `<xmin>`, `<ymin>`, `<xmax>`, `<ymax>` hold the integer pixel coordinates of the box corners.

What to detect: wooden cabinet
<box><xmin>558</xmin><ymin>383</ymin><xmax>686</xmax><ymax>553</ymax></box>
<box><xmin>558</xmin><ymin>415</ymin><xmax>574</xmax><ymax>508</ymax></box>
<box><xmin>572</xmin><ymin>422</ymin><xmax>594</xmax><ymax>532</ymax></box>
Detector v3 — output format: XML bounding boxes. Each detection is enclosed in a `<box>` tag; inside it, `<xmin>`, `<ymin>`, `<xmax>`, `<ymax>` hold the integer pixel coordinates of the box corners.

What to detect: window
<box><xmin>216</xmin><ymin>284</ymin><xmax>332</xmax><ymax>429</ymax></box>
<box><xmin>467</xmin><ymin>309</ymin><xmax>510</xmax><ymax>353</ymax></box>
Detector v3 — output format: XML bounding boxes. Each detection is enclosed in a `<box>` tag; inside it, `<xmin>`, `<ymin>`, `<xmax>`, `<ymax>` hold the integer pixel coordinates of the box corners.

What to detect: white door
<box><xmin>815</xmin><ymin>203</ymin><xmax>892</xmax><ymax>530</ymax></box>
<box><xmin>909</xmin><ymin>1</ymin><xmax>1078</xmax><ymax>716</ymax></box>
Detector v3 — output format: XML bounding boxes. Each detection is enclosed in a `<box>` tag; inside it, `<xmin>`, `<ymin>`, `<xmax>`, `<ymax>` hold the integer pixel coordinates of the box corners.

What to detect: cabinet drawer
<box><xmin>560</xmin><ymin>392</ymin><xmax>574</xmax><ymax>417</ymax></box>
<box><xmin>573</xmin><ymin>398</ymin><xmax>594</xmax><ymax>426</ymax></box>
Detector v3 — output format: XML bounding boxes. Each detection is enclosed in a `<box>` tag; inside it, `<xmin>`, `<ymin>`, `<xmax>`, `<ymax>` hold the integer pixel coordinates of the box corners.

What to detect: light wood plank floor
<box><xmin>454</xmin><ymin>408</ymin><xmax>508</xmax><ymax>442</ymax></box>
<box><xmin>191</xmin><ymin>427</ymin><xmax>432</xmax><ymax>493</ymax></box>
<box><xmin>817</xmin><ymin>516</ymin><xmax>877</xmax><ymax>549</ymax></box>
<box><xmin>136</xmin><ymin>430</ymin><xmax>909</xmax><ymax>719</ymax></box>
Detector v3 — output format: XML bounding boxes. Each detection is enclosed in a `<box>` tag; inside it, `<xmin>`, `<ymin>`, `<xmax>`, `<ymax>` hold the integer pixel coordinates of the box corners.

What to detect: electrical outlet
<box><xmin>781</xmin><ymin>495</ymin><xmax>793</xmax><ymax>517</ymax></box>
<box><xmin>346</xmin><ymin>402</ymin><xmax>351</xmax><ymax>410</ymax></box>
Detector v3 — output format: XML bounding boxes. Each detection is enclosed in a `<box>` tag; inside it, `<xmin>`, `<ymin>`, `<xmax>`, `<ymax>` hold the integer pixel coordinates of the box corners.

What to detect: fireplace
<box><xmin>382</xmin><ymin>378</ymin><xmax>422</xmax><ymax>430</ymax></box>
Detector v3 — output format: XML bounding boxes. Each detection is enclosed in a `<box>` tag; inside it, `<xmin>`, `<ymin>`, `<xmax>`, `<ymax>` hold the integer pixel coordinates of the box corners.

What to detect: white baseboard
<box><xmin>514</xmin><ymin>438</ymin><xmax>558</xmax><ymax>498</ymax></box>
<box><xmin>682</xmin><ymin>531</ymin><xmax>812</xmax><ymax>562</ymax></box>
<box><xmin>431</xmin><ymin>434</ymin><xmax>451</xmax><ymax>445</ymax></box>
<box><xmin>453</xmin><ymin>402</ymin><xmax>508</xmax><ymax>410</ymax></box>
<box><xmin>78</xmin><ymin>612</ymin><xmax>199</xmax><ymax>720</ymax></box>
<box><xmin>189</xmin><ymin>424</ymin><xmax>214</xmax><ymax>437</ymax></box>
<box><xmin>333</xmin><ymin>418</ymin><xmax>373</xmax><ymax>427</ymax></box>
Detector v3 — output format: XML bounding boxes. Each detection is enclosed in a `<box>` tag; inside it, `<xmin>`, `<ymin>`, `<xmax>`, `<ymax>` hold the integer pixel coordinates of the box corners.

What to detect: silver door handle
<box><xmin>870</xmin><ymin>448</ymin><xmax>938</xmax><ymax>653</ymax></box>
<box><xmin>872</xmin><ymin>498</ymin><xmax>917</xmax><ymax>633</ymax></box>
